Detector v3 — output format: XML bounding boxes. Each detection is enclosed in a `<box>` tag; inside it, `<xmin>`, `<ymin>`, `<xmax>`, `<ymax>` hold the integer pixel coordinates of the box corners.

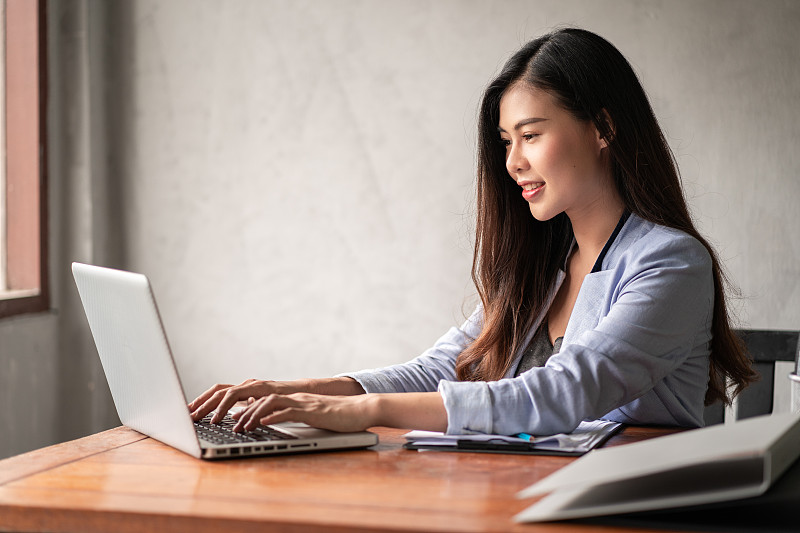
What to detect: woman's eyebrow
<box><xmin>497</xmin><ymin>117</ymin><xmax>548</xmax><ymax>133</ymax></box>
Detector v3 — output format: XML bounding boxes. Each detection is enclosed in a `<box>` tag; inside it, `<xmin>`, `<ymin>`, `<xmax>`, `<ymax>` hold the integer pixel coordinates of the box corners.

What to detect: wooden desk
<box><xmin>0</xmin><ymin>426</ymin><xmax>677</xmax><ymax>533</ymax></box>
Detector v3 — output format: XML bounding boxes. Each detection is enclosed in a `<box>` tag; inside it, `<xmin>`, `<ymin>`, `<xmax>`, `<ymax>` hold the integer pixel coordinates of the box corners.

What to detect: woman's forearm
<box><xmin>368</xmin><ymin>392</ymin><xmax>448</xmax><ymax>432</ymax></box>
<box><xmin>296</xmin><ymin>376</ymin><xmax>366</xmax><ymax>396</ymax></box>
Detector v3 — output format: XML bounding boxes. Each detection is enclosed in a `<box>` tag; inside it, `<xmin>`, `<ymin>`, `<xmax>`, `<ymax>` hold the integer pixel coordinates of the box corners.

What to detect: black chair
<box><xmin>703</xmin><ymin>329</ymin><xmax>800</xmax><ymax>425</ymax></box>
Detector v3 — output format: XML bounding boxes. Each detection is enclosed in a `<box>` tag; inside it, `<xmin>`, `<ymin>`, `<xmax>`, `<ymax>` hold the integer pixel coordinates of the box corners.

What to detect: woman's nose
<box><xmin>506</xmin><ymin>142</ymin><xmax>529</xmax><ymax>175</ymax></box>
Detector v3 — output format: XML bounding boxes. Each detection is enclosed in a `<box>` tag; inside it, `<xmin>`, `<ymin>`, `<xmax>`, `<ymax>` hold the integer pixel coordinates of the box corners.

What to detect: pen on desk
<box><xmin>514</xmin><ymin>433</ymin><xmax>535</xmax><ymax>442</ymax></box>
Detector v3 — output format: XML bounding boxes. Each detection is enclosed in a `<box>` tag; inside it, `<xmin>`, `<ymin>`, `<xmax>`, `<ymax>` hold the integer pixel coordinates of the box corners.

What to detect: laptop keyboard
<box><xmin>194</xmin><ymin>414</ymin><xmax>298</xmax><ymax>445</ymax></box>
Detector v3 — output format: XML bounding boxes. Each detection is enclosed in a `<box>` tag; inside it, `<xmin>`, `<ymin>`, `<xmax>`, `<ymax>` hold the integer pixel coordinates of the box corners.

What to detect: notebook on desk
<box><xmin>403</xmin><ymin>419</ymin><xmax>623</xmax><ymax>456</ymax></box>
<box><xmin>72</xmin><ymin>262</ymin><xmax>378</xmax><ymax>460</ymax></box>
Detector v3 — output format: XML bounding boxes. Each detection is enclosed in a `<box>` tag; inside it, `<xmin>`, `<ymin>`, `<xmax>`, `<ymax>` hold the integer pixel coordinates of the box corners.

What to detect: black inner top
<box><xmin>515</xmin><ymin>211</ymin><xmax>630</xmax><ymax>376</ymax></box>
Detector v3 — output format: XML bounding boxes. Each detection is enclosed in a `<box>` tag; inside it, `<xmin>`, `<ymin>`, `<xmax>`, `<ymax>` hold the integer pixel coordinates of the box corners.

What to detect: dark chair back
<box><xmin>703</xmin><ymin>329</ymin><xmax>800</xmax><ymax>425</ymax></box>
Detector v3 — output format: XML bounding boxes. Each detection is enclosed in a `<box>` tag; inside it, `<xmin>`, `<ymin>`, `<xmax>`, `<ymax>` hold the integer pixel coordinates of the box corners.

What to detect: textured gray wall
<box><xmin>106</xmin><ymin>0</ymin><xmax>799</xmax><ymax>399</ymax></box>
<box><xmin>1</xmin><ymin>0</ymin><xmax>798</xmax><ymax>459</ymax></box>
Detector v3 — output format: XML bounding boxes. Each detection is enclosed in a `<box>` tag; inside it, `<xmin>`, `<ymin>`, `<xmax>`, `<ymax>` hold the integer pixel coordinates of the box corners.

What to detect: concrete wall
<box><xmin>108</xmin><ymin>0</ymin><xmax>800</xmax><ymax>400</ymax></box>
<box><xmin>1</xmin><ymin>0</ymin><xmax>798</xmax><ymax>458</ymax></box>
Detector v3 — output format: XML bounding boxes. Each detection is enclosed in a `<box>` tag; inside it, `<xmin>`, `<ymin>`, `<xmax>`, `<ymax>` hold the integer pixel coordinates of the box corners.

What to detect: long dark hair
<box><xmin>455</xmin><ymin>28</ymin><xmax>755</xmax><ymax>406</ymax></box>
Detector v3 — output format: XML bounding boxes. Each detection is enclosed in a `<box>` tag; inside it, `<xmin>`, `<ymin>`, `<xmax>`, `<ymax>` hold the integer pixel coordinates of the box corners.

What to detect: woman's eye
<box><xmin>499</xmin><ymin>138</ymin><xmax>511</xmax><ymax>147</ymax></box>
<box><xmin>522</xmin><ymin>133</ymin><xmax>539</xmax><ymax>141</ymax></box>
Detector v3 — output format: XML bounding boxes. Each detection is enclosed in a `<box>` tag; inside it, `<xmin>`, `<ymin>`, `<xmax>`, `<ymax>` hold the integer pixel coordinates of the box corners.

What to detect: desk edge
<box><xmin>0</xmin><ymin>426</ymin><xmax>146</xmax><ymax>485</ymax></box>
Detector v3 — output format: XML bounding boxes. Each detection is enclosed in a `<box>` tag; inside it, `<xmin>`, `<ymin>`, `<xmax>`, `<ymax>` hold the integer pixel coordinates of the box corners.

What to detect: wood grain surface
<box><xmin>0</xmin><ymin>425</ymin><xmax>678</xmax><ymax>533</ymax></box>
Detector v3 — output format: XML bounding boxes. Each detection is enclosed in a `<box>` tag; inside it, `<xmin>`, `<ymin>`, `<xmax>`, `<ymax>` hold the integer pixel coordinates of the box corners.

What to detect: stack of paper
<box><xmin>403</xmin><ymin>420</ymin><xmax>622</xmax><ymax>456</ymax></box>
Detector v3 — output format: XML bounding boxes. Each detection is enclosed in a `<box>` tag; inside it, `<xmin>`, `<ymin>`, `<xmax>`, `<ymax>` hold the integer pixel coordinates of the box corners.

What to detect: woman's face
<box><xmin>498</xmin><ymin>83</ymin><xmax>611</xmax><ymax>222</ymax></box>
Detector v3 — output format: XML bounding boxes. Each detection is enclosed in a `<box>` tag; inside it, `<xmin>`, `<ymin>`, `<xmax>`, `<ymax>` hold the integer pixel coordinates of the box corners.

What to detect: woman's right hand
<box><xmin>188</xmin><ymin>379</ymin><xmax>297</xmax><ymax>423</ymax></box>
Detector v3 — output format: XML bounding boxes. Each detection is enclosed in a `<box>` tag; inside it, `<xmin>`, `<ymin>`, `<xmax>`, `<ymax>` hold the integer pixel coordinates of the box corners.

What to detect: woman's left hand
<box><xmin>232</xmin><ymin>392</ymin><xmax>378</xmax><ymax>433</ymax></box>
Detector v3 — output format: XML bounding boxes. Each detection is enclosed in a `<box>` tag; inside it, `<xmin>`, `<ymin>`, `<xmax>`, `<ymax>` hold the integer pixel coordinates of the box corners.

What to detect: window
<box><xmin>0</xmin><ymin>0</ymin><xmax>48</xmax><ymax>319</ymax></box>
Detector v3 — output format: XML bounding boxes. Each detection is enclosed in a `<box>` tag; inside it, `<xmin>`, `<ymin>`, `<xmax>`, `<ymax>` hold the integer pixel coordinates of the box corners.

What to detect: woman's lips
<box><xmin>521</xmin><ymin>183</ymin><xmax>545</xmax><ymax>201</ymax></box>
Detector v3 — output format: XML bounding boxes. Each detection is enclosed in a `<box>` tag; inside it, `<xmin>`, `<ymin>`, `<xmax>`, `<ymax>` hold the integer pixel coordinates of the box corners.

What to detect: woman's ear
<box><xmin>596</xmin><ymin>109</ymin><xmax>615</xmax><ymax>149</ymax></box>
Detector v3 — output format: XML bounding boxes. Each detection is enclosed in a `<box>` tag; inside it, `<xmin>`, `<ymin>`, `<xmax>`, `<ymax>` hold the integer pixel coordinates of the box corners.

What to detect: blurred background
<box><xmin>1</xmin><ymin>0</ymin><xmax>798</xmax><ymax>459</ymax></box>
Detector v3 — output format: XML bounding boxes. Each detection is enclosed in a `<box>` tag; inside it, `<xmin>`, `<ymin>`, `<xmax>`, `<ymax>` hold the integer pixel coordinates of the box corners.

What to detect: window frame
<box><xmin>0</xmin><ymin>0</ymin><xmax>48</xmax><ymax>319</ymax></box>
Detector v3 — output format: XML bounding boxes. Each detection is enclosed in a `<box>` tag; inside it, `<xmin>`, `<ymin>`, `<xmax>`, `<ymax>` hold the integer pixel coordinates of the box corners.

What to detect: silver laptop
<box><xmin>72</xmin><ymin>262</ymin><xmax>378</xmax><ymax>460</ymax></box>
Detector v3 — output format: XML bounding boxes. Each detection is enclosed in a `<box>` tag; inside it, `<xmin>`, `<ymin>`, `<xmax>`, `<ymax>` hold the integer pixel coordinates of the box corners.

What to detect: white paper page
<box><xmin>403</xmin><ymin>430</ymin><xmax>529</xmax><ymax>445</ymax></box>
<box><xmin>404</xmin><ymin>420</ymin><xmax>620</xmax><ymax>453</ymax></box>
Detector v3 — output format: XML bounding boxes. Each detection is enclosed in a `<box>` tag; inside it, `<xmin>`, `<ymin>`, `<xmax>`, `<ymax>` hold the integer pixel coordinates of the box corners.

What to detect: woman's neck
<box><xmin>567</xmin><ymin>195</ymin><xmax>626</xmax><ymax>269</ymax></box>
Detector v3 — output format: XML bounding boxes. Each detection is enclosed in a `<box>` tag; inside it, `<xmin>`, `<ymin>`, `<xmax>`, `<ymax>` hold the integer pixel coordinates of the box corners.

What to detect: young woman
<box><xmin>189</xmin><ymin>28</ymin><xmax>755</xmax><ymax>436</ymax></box>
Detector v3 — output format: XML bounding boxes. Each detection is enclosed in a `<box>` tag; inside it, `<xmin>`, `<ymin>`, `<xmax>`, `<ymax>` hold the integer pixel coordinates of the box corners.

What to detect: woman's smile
<box><xmin>519</xmin><ymin>181</ymin><xmax>545</xmax><ymax>200</ymax></box>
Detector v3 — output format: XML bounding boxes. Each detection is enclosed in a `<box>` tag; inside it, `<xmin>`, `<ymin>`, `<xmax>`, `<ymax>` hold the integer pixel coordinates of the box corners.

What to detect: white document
<box><xmin>515</xmin><ymin>412</ymin><xmax>800</xmax><ymax>523</ymax></box>
<box><xmin>404</xmin><ymin>419</ymin><xmax>622</xmax><ymax>455</ymax></box>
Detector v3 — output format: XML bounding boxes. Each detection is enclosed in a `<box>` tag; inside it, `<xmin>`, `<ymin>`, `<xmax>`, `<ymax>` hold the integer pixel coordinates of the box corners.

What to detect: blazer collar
<box><xmin>594</xmin><ymin>212</ymin><xmax>649</xmax><ymax>272</ymax></box>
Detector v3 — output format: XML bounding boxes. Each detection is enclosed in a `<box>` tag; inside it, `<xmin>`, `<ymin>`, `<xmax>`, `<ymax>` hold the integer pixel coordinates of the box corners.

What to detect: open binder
<box><xmin>515</xmin><ymin>412</ymin><xmax>800</xmax><ymax>523</ymax></box>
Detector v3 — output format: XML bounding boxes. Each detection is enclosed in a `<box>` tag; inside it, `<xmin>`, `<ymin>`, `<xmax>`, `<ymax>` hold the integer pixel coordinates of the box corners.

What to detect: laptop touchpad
<box><xmin>275</xmin><ymin>422</ymin><xmax>336</xmax><ymax>438</ymax></box>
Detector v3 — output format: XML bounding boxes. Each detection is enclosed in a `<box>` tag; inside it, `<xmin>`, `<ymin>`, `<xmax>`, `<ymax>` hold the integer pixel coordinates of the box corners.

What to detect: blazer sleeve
<box><xmin>439</xmin><ymin>232</ymin><xmax>714</xmax><ymax>436</ymax></box>
<box><xmin>339</xmin><ymin>305</ymin><xmax>483</xmax><ymax>393</ymax></box>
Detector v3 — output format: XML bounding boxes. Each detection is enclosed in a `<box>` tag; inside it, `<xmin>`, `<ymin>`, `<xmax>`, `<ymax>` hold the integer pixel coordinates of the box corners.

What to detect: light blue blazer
<box><xmin>344</xmin><ymin>214</ymin><xmax>714</xmax><ymax>435</ymax></box>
